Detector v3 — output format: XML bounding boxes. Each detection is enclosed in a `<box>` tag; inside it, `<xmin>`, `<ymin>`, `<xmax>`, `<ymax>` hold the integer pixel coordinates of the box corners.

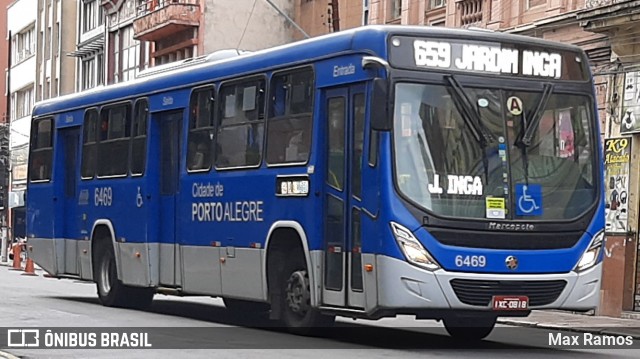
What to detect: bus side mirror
<box><xmin>371</xmin><ymin>78</ymin><xmax>391</xmax><ymax>131</ymax></box>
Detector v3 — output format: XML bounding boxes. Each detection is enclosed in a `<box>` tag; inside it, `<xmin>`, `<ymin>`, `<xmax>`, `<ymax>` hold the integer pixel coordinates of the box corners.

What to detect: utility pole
<box><xmin>330</xmin><ymin>1</ymin><xmax>340</xmax><ymax>32</ymax></box>
<box><xmin>1</xmin><ymin>30</ymin><xmax>11</xmax><ymax>263</ymax></box>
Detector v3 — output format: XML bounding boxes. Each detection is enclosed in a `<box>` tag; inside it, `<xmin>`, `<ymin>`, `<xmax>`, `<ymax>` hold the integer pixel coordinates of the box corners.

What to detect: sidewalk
<box><xmin>498</xmin><ymin>310</ymin><xmax>640</xmax><ymax>338</ymax></box>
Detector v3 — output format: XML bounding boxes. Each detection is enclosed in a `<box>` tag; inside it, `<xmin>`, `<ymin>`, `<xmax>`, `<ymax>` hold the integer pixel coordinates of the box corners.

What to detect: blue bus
<box><xmin>26</xmin><ymin>25</ymin><xmax>604</xmax><ymax>340</ymax></box>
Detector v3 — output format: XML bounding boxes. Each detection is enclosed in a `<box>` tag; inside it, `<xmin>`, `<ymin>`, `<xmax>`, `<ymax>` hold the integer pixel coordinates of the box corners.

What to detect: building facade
<box><xmin>71</xmin><ymin>0</ymin><xmax>106</xmax><ymax>91</ymax></box>
<box><xmin>0</xmin><ymin>0</ymin><xmax>8</xmax><ymax>125</ymax></box>
<box><xmin>294</xmin><ymin>0</ymin><xmax>368</xmax><ymax>39</ymax></box>
<box><xmin>0</xmin><ymin>0</ymin><xmax>11</xmax><ymax>258</ymax></box>
<box><xmin>68</xmin><ymin>0</ymin><xmax>314</xmax><ymax>89</ymax></box>
<box><xmin>6</xmin><ymin>0</ymin><xmax>37</xmax><ymax>236</ymax></box>
<box><xmin>35</xmin><ymin>0</ymin><xmax>78</xmax><ymax>103</ymax></box>
<box><xmin>103</xmin><ymin>0</ymin><xmax>151</xmax><ymax>83</ymax></box>
<box><xmin>132</xmin><ymin>0</ymin><xmax>299</xmax><ymax>68</ymax></box>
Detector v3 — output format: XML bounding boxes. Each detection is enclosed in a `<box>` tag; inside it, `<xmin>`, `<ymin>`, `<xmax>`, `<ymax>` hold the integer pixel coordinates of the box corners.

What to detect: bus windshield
<box><xmin>393</xmin><ymin>82</ymin><xmax>597</xmax><ymax>221</ymax></box>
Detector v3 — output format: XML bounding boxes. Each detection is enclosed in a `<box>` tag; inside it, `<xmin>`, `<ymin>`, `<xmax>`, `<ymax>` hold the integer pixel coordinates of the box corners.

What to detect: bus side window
<box><xmin>29</xmin><ymin>118</ymin><xmax>53</xmax><ymax>182</ymax></box>
<box><xmin>187</xmin><ymin>87</ymin><xmax>214</xmax><ymax>171</ymax></box>
<box><xmin>97</xmin><ymin>104</ymin><xmax>131</xmax><ymax>177</ymax></box>
<box><xmin>81</xmin><ymin>109</ymin><xmax>99</xmax><ymax>179</ymax></box>
<box><xmin>266</xmin><ymin>68</ymin><xmax>314</xmax><ymax>165</ymax></box>
<box><xmin>131</xmin><ymin>99</ymin><xmax>148</xmax><ymax>176</ymax></box>
<box><xmin>353</xmin><ymin>93</ymin><xmax>365</xmax><ymax>197</ymax></box>
<box><xmin>215</xmin><ymin>79</ymin><xmax>265</xmax><ymax>168</ymax></box>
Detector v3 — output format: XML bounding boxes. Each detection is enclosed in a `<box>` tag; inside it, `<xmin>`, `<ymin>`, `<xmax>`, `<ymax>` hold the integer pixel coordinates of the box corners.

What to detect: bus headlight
<box><xmin>390</xmin><ymin>222</ymin><xmax>440</xmax><ymax>271</ymax></box>
<box><xmin>574</xmin><ymin>230</ymin><xmax>604</xmax><ymax>272</ymax></box>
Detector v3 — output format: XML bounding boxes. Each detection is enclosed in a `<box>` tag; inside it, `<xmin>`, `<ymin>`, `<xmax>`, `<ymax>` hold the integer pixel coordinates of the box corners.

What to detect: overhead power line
<box><xmin>262</xmin><ymin>0</ymin><xmax>310</xmax><ymax>39</ymax></box>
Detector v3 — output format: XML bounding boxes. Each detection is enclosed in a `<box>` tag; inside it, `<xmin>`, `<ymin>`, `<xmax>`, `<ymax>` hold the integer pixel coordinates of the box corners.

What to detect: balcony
<box><xmin>133</xmin><ymin>0</ymin><xmax>200</xmax><ymax>42</ymax></box>
<box><xmin>578</xmin><ymin>0</ymin><xmax>640</xmax><ymax>64</ymax></box>
<box><xmin>457</xmin><ymin>0</ymin><xmax>485</xmax><ymax>28</ymax></box>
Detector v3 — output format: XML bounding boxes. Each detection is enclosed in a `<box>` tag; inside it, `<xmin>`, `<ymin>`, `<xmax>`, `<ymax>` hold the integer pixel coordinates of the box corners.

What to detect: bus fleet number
<box><xmin>95</xmin><ymin>187</ymin><xmax>113</xmax><ymax>207</ymax></box>
<box><xmin>454</xmin><ymin>255</ymin><xmax>486</xmax><ymax>268</ymax></box>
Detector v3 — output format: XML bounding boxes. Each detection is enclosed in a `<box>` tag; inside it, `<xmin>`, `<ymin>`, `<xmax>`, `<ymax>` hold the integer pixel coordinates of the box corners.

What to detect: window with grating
<box><xmin>458</xmin><ymin>0</ymin><xmax>483</xmax><ymax>26</ymax></box>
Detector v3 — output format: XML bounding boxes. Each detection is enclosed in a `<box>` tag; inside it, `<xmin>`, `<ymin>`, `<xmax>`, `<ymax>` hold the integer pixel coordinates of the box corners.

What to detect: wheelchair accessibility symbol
<box><xmin>515</xmin><ymin>184</ymin><xmax>542</xmax><ymax>216</ymax></box>
<box><xmin>136</xmin><ymin>187</ymin><xmax>144</xmax><ymax>208</ymax></box>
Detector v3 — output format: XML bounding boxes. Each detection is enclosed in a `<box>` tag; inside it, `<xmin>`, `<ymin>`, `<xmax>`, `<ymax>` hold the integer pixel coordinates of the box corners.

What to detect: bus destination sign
<box><xmin>388</xmin><ymin>36</ymin><xmax>587</xmax><ymax>81</ymax></box>
<box><xmin>414</xmin><ymin>40</ymin><xmax>560</xmax><ymax>77</ymax></box>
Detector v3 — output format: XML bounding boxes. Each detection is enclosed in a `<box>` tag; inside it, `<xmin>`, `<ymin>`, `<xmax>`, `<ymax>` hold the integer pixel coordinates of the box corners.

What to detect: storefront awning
<box><xmin>67</xmin><ymin>36</ymin><xmax>105</xmax><ymax>58</ymax></box>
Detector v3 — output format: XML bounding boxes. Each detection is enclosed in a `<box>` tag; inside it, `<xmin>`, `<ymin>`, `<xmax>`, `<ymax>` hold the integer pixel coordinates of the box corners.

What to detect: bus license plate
<box><xmin>492</xmin><ymin>295</ymin><xmax>528</xmax><ymax>310</ymax></box>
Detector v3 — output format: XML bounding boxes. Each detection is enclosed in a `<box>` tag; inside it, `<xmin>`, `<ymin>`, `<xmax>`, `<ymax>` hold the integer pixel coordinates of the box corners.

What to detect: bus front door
<box><xmin>60</xmin><ymin>127</ymin><xmax>80</xmax><ymax>275</ymax></box>
<box><xmin>154</xmin><ymin>110</ymin><xmax>182</xmax><ymax>287</ymax></box>
<box><xmin>322</xmin><ymin>85</ymin><xmax>367</xmax><ymax>309</ymax></box>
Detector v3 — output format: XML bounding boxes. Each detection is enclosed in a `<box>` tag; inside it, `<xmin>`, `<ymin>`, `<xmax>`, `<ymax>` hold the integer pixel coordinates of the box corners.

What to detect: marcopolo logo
<box><xmin>505</xmin><ymin>255</ymin><xmax>519</xmax><ymax>270</ymax></box>
<box><xmin>7</xmin><ymin>329</ymin><xmax>40</xmax><ymax>347</ymax></box>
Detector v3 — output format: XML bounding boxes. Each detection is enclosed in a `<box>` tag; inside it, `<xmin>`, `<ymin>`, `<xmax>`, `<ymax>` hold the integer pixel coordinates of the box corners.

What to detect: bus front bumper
<box><xmin>374</xmin><ymin>255</ymin><xmax>601</xmax><ymax>312</ymax></box>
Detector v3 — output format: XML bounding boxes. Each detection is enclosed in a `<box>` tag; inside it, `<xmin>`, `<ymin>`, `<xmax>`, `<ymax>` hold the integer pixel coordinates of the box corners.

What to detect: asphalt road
<box><xmin>0</xmin><ymin>265</ymin><xmax>638</xmax><ymax>358</ymax></box>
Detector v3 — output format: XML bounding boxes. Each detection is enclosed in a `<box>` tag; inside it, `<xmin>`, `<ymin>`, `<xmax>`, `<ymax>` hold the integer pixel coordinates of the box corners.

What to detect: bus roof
<box><xmin>32</xmin><ymin>25</ymin><xmax>585</xmax><ymax>118</ymax></box>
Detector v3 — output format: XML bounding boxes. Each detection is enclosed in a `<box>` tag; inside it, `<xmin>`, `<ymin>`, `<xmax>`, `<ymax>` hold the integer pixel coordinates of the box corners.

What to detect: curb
<box><xmin>497</xmin><ymin>318</ymin><xmax>640</xmax><ymax>339</ymax></box>
<box><xmin>0</xmin><ymin>350</ymin><xmax>20</xmax><ymax>359</ymax></box>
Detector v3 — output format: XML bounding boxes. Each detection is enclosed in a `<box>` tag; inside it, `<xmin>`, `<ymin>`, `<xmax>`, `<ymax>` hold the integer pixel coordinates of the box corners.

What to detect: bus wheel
<box><xmin>223</xmin><ymin>298</ymin><xmax>270</xmax><ymax>313</ymax></box>
<box><xmin>95</xmin><ymin>240</ymin><xmax>153</xmax><ymax>309</ymax></box>
<box><xmin>281</xmin><ymin>267</ymin><xmax>334</xmax><ymax>335</ymax></box>
<box><xmin>443</xmin><ymin>315</ymin><xmax>496</xmax><ymax>341</ymax></box>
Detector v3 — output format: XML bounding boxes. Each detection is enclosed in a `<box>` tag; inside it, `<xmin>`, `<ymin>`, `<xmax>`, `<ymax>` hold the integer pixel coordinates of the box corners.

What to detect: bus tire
<box><xmin>94</xmin><ymin>240</ymin><xmax>153</xmax><ymax>309</ymax></box>
<box><xmin>223</xmin><ymin>298</ymin><xmax>270</xmax><ymax>313</ymax></box>
<box><xmin>443</xmin><ymin>315</ymin><xmax>496</xmax><ymax>341</ymax></box>
<box><xmin>281</xmin><ymin>262</ymin><xmax>334</xmax><ymax>335</ymax></box>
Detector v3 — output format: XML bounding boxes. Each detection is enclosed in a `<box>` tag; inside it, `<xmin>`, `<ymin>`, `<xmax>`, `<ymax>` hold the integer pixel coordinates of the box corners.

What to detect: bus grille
<box><xmin>427</xmin><ymin>229</ymin><xmax>583</xmax><ymax>250</ymax></box>
<box><xmin>449</xmin><ymin>279</ymin><xmax>567</xmax><ymax>307</ymax></box>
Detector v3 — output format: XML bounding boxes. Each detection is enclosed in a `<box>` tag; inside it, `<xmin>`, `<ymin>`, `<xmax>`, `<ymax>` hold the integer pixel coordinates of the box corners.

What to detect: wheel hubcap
<box><xmin>285</xmin><ymin>270</ymin><xmax>310</xmax><ymax>316</ymax></box>
<box><xmin>99</xmin><ymin>255</ymin><xmax>112</xmax><ymax>295</ymax></box>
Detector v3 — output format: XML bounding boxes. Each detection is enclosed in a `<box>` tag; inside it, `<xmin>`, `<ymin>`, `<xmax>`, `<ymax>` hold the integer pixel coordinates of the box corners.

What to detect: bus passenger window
<box><xmin>353</xmin><ymin>93</ymin><xmax>365</xmax><ymax>198</ymax></box>
<box><xmin>131</xmin><ymin>99</ymin><xmax>148</xmax><ymax>175</ymax></box>
<box><xmin>29</xmin><ymin>118</ymin><xmax>53</xmax><ymax>182</ymax></box>
<box><xmin>187</xmin><ymin>87</ymin><xmax>214</xmax><ymax>171</ymax></box>
<box><xmin>97</xmin><ymin>104</ymin><xmax>131</xmax><ymax>177</ymax></box>
<box><xmin>81</xmin><ymin>109</ymin><xmax>99</xmax><ymax>178</ymax></box>
<box><xmin>266</xmin><ymin>68</ymin><xmax>314</xmax><ymax>165</ymax></box>
<box><xmin>327</xmin><ymin>97</ymin><xmax>345</xmax><ymax>190</ymax></box>
<box><xmin>215</xmin><ymin>79</ymin><xmax>265</xmax><ymax>168</ymax></box>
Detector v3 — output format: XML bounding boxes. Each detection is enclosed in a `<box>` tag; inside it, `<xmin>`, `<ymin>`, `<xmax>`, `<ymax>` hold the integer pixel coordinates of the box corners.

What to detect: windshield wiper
<box><xmin>521</xmin><ymin>83</ymin><xmax>554</xmax><ymax>146</ymax></box>
<box><xmin>445</xmin><ymin>75</ymin><xmax>494</xmax><ymax>184</ymax></box>
<box><xmin>515</xmin><ymin>83</ymin><xmax>554</xmax><ymax>186</ymax></box>
<box><xmin>444</xmin><ymin>75</ymin><xmax>494</xmax><ymax>145</ymax></box>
